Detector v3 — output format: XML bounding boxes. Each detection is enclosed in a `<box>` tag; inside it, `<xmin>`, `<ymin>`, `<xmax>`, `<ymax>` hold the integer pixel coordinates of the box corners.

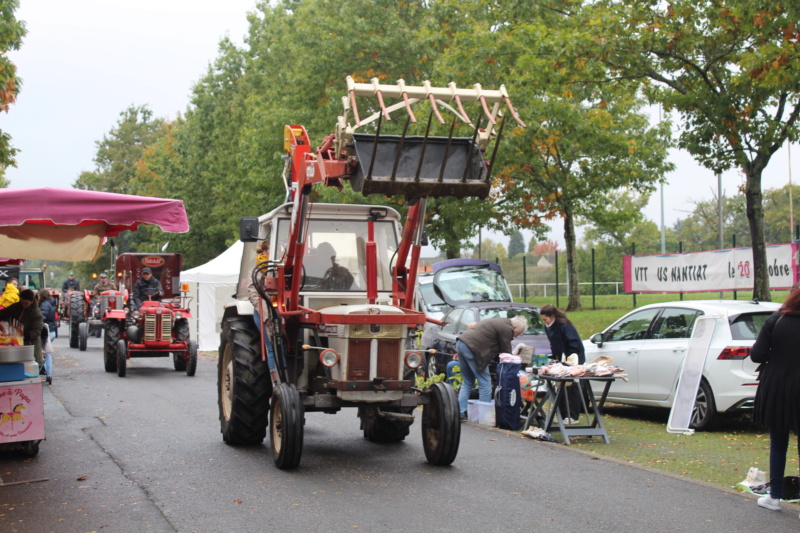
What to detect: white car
<box><xmin>584</xmin><ymin>300</ymin><xmax>780</xmax><ymax>430</ymax></box>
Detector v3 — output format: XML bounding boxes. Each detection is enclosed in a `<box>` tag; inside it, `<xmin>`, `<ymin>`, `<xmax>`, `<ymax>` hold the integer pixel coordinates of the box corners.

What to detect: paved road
<box><xmin>1</xmin><ymin>333</ymin><xmax>797</xmax><ymax>532</ymax></box>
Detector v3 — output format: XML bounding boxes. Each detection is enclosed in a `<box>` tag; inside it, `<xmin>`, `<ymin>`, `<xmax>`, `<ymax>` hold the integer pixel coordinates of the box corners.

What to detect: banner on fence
<box><xmin>623</xmin><ymin>243</ymin><xmax>798</xmax><ymax>293</ymax></box>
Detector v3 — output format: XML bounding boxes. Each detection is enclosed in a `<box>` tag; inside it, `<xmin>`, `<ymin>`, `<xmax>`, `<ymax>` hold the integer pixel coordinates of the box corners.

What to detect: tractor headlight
<box><xmin>319</xmin><ymin>349</ymin><xmax>339</xmax><ymax>368</ymax></box>
<box><xmin>132</xmin><ymin>311</ymin><xmax>140</xmax><ymax>320</ymax></box>
<box><xmin>174</xmin><ymin>312</ymin><xmax>182</xmax><ymax>320</ymax></box>
<box><xmin>404</xmin><ymin>350</ymin><xmax>422</xmax><ymax>369</ymax></box>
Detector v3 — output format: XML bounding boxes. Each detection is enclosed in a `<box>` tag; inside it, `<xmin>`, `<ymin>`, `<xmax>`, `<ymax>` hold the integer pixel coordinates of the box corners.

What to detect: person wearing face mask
<box><xmin>539</xmin><ymin>304</ymin><xmax>586</xmax><ymax>424</ymax></box>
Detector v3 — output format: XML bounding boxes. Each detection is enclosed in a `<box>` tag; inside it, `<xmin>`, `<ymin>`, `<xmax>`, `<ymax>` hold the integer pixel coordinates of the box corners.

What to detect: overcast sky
<box><xmin>4</xmin><ymin>0</ymin><xmax>798</xmax><ymax>250</ymax></box>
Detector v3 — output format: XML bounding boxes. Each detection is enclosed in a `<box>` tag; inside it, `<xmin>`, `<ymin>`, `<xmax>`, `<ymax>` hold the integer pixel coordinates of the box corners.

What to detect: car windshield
<box><xmin>477</xmin><ymin>307</ymin><xmax>545</xmax><ymax>335</ymax></box>
<box><xmin>435</xmin><ymin>265</ymin><xmax>511</xmax><ymax>304</ymax></box>
<box><xmin>417</xmin><ymin>282</ymin><xmax>449</xmax><ymax>312</ymax></box>
<box><xmin>729</xmin><ymin>312</ymin><xmax>774</xmax><ymax>340</ymax></box>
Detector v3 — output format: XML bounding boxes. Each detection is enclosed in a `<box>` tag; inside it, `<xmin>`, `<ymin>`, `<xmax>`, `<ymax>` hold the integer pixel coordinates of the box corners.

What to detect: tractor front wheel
<box><xmin>117</xmin><ymin>340</ymin><xmax>127</xmax><ymax>377</ymax></box>
<box><xmin>421</xmin><ymin>382</ymin><xmax>461</xmax><ymax>466</ymax></box>
<box><xmin>173</xmin><ymin>319</ymin><xmax>190</xmax><ymax>371</ymax></box>
<box><xmin>270</xmin><ymin>382</ymin><xmax>304</xmax><ymax>470</ymax></box>
<box><xmin>186</xmin><ymin>340</ymin><xmax>197</xmax><ymax>377</ymax></box>
<box><xmin>78</xmin><ymin>322</ymin><xmax>88</xmax><ymax>351</ymax></box>
<box><xmin>103</xmin><ymin>321</ymin><xmax>120</xmax><ymax>372</ymax></box>
<box><xmin>217</xmin><ymin>316</ymin><xmax>271</xmax><ymax>445</ymax></box>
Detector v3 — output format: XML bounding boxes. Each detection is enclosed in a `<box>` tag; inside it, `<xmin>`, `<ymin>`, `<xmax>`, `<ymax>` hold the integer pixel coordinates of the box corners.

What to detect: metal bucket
<box><xmin>0</xmin><ymin>345</ymin><xmax>35</xmax><ymax>363</ymax></box>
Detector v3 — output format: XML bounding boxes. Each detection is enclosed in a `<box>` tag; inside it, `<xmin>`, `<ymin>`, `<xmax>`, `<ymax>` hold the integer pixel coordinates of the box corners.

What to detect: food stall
<box><xmin>0</xmin><ymin>187</ymin><xmax>189</xmax><ymax>456</ymax></box>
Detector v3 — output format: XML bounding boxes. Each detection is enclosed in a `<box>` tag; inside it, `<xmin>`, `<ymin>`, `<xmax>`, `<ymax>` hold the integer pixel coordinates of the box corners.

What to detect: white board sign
<box><xmin>623</xmin><ymin>243</ymin><xmax>798</xmax><ymax>293</ymax></box>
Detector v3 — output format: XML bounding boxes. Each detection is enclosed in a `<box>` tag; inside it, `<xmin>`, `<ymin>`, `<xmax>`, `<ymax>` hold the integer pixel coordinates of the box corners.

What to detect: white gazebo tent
<box><xmin>180</xmin><ymin>241</ymin><xmax>242</xmax><ymax>351</ymax></box>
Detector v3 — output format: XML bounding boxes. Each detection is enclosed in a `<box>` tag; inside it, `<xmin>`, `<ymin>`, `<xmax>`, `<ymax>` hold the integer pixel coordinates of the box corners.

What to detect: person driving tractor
<box><xmin>132</xmin><ymin>267</ymin><xmax>162</xmax><ymax>310</ymax></box>
<box><xmin>93</xmin><ymin>271</ymin><xmax>117</xmax><ymax>299</ymax></box>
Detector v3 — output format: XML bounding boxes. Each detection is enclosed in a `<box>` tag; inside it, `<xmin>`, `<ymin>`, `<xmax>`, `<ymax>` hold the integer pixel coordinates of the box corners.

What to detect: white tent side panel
<box><xmin>180</xmin><ymin>241</ymin><xmax>242</xmax><ymax>351</ymax></box>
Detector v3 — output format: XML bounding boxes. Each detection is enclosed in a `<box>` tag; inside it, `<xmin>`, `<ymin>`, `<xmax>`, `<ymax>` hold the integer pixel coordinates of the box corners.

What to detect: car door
<box><xmin>588</xmin><ymin>308</ymin><xmax>661</xmax><ymax>399</ymax></box>
<box><xmin>635</xmin><ymin>307</ymin><xmax>702</xmax><ymax>401</ymax></box>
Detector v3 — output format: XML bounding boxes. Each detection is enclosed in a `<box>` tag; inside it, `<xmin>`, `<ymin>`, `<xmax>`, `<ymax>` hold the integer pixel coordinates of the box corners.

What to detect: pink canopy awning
<box><xmin>0</xmin><ymin>187</ymin><xmax>189</xmax><ymax>262</ymax></box>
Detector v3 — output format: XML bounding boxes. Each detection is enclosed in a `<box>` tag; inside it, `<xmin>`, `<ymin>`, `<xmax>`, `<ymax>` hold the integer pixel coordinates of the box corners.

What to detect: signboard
<box><xmin>0</xmin><ymin>381</ymin><xmax>45</xmax><ymax>443</ymax></box>
<box><xmin>623</xmin><ymin>243</ymin><xmax>798</xmax><ymax>293</ymax></box>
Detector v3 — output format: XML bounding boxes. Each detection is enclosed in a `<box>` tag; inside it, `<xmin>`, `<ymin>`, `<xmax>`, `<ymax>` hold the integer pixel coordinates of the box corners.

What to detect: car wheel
<box><xmin>690</xmin><ymin>379</ymin><xmax>716</xmax><ymax>431</ymax></box>
<box><xmin>426</xmin><ymin>354</ymin><xmax>439</xmax><ymax>379</ymax></box>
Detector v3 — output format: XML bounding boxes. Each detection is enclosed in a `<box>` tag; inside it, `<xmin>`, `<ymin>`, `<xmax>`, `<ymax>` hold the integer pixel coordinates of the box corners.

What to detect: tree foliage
<box><xmin>0</xmin><ymin>0</ymin><xmax>26</xmax><ymax>168</ymax></box>
<box><xmin>508</xmin><ymin>229</ymin><xmax>526</xmax><ymax>258</ymax></box>
<box><xmin>573</xmin><ymin>0</ymin><xmax>800</xmax><ymax>300</ymax></box>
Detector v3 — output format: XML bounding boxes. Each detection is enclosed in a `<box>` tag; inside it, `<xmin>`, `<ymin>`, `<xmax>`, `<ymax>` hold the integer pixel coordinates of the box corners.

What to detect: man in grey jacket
<box><xmin>455</xmin><ymin>314</ymin><xmax>527</xmax><ymax>419</ymax></box>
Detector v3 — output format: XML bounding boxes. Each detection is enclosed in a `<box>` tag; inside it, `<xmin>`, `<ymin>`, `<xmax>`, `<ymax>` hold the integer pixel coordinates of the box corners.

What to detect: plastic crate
<box><xmin>0</xmin><ymin>363</ymin><xmax>25</xmax><ymax>382</ymax></box>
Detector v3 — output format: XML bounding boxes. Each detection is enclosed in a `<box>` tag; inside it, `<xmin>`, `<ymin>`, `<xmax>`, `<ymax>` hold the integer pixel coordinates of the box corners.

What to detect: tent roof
<box><xmin>181</xmin><ymin>241</ymin><xmax>243</xmax><ymax>284</ymax></box>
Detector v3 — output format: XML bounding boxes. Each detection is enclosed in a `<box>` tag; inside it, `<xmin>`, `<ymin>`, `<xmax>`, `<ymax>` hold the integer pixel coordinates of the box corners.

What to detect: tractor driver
<box><xmin>93</xmin><ymin>271</ymin><xmax>117</xmax><ymax>299</ymax></box>
<box><xmin>132</xmin><ymin>267</ymin><xmax>163</xmax><ymax>310</ymax></box>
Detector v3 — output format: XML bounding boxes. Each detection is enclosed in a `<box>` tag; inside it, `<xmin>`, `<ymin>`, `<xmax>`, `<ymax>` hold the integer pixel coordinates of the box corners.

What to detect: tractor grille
<box><xmin>346</xmin><ymin>338</ymin><xmax>402</xmax><ymax>381</ymax></box>
<box><xmin>100</xmin><ymin>294</ymin><xmax>120</xmax><ymax>312</ymax></box>
<box><xmin>143</xmin><ymin>312</ymin><xmax>173</xmax><ymax>342</ymax></box>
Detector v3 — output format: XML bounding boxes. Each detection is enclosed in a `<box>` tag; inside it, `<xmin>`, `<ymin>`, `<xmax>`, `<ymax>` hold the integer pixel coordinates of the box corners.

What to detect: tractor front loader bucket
<box><xmin>337</xmin><ymin>77</ymin><xmax>525</xmax><ymax>200</ymax></box>
<box><xmin>349</xmin><ymin>133</ymin><xmax>489</xmax><ymax>199</ymax></box>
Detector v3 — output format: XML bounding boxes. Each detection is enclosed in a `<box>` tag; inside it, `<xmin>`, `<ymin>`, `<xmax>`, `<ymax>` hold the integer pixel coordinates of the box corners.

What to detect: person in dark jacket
<box><xmin>132</xmin><ymin>267</ymin><xmax>163</xmax><ymax>310</ymax></box>
<box><xmin>540</xmin><ymin>305</ymin><xmax>586</xmax><ymax>423</ymax></box>
<box><xmin>0</xmin><ymin>289</ymin><xmax>44</xmax><ymax>365</ymax></box>
<box><xmin>62</xmin><ymin>272</ymin><xmax>80</xmax><ymax>292</ymax></box>
<box><xmin>750</xmin><ymin>289</ymin><xmax>800</xmax><ymax>513</ymax></box>
<box><xmin>38</xmin><ymin>289</ymin><xmax>57</xmax><ymax>340</ymax></box>
<box><xmin>455</xmin><ymin>315</ymin><xmax>528</xmax><ymax>418</ymax></box>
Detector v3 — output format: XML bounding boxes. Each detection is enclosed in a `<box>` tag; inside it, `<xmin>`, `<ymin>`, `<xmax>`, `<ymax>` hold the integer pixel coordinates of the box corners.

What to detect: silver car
<box><xmin>584</xmin><ymin>299</ymin><xmax>780</xmax><ymax>430</ymax></box>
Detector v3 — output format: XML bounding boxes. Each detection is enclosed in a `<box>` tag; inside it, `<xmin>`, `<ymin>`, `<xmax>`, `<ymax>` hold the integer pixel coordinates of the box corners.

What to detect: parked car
<box><xmin>584</xmin><ymin>299</ymin><xmax>780</xmax><ymax>430</ymax></box>
<box><xmin>415</xmin><ymin>259</ymin><xmax>513</xmax><ymax>326</ymax></box>
<box><xmin>420</xmin><ymin>302</ymin><xmax>551</xmax><ymax>379</ymax></box>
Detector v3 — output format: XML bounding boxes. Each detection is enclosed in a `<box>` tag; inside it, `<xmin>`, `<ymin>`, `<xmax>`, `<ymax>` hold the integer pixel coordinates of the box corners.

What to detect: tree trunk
<box><xmin>744</xmin><ymin>161</ymin><xmax>770</xmax><ymax>301</ymax></box>
<box><xmin>564</xmin><ymin>207</ymin><xmax>581</xmax><ymax>311</ymax></box>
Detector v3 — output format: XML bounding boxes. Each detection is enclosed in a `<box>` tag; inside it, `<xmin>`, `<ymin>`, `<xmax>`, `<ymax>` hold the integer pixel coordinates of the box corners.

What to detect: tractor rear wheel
<box><xmin>173</xmin><ymin>319</ymin><xmax>190</xmax><ymax>371</ymax></box>
<box><xmin>270</xmin><ymin>382</ymin><xmax>304</xmax><ymax>470</ymax></box>
<box><xmin>78</xmin><ymin>322</ymin><xmax>88</xmax><ymax>351</ymax></box>
<box><xmin>117</xmin><ymin>340</ymin><xmax>127</xmax><ymax>377</ymax></box>
<box><xmin>186</xmin><ymin>340</ymin><xmax>197</xmax><ymax>377</ymax></box>
<box><xmin>103</xmin><ymin>321</ymin><xmax>120</xmax><ymax>372</ymax></box>
<box><xmin>217</xmin><ymin>316</ymin><xmax>271</xmax><ymax>445</ymax></box>
<box><xmin>421</xmin><ymin>382</ymin><xmax>461</xmax><ymax>466</ymax></box>
<box><xmin>360</xmin><ymin>406</ymin><xmax>414</xmax><ymax>442</ymax></box>
<box><xmin>69</xmin><ymin>292</ymin><xmax>84</xmax><ymax>349</ymax></box>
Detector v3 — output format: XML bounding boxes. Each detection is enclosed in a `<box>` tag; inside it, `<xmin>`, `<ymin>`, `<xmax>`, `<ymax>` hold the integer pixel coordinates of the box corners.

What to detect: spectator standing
<box><xmin>0</xmin><ymin>277</ymin><xmax>19</xmax><ymax>308</ymax></box>
<box><xmin>540</xmin><ymin>304</ymin><xmax>586</xmax><ymax>423</ymax></box>
<box><xmin>455</xmin><ymin>315</ymin><xmax>527</xmax><ymax>419</ymax></box>
<box><xmin>0</xmin><ymin>289</ymin><xmax>44</xmax><ymax>366</ymax></box>
<box><xmin>750</xmin><ymin>290</ymin><xmax>800</xmax><ymax>514</ymax></box>
<box><xmin>38</xmin><ymin>289</ymin><xmax>57</xmax><ymax>384</ymax></box>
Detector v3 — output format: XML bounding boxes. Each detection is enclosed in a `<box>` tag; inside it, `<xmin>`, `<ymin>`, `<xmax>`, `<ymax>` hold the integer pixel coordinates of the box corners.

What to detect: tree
<box><xmin>577</xmin><ymin>0</ymin><xmax>800</xmax><ymax>301</ymax></box>
<box><xmin>0</xmin><ymin>0</ymin><xmax>26</xmax><ymax>168</ymax></box>
<box><xmin>532</xmin><ymin>240</ymin><xmax>559</xmax><ymax>256</ymax></box>
<box><xmin>508</xmin><ymin>230</ymin><xmax>526</xmax><ymax>258</ymax></box>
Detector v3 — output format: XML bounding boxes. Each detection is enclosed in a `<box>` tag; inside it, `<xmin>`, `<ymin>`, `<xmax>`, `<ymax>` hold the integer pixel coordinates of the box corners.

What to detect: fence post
<box><xmin>592</xmin><ymin>248</ymin><xmax>597</xmax><ymax>309</ymax></box>
<box><xmin>555</xmin><ymin>250</ymin><xmax>559</xmax><ymax>308</ymax></box>
<box><xmin>679</xmin><ymin>241</ymin><xmax>684</xmax><ymax>301</ymax></box>
<box><xmin>732</xmin><ymin>234</ymin><xmax>737</xmax><ymax>300</ymax></box>
<box><xmin>631</xmin><ymin>243</ymin><xmax>636</xmax><ymax>308</ymax></box>
<box><xmin>523</xmin><ymin>255</ymin><xmax>527</xmax><ymax>303</ymax></box>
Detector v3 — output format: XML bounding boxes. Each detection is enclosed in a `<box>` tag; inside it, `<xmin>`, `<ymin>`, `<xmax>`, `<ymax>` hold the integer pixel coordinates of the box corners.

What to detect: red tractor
<box><xmin>218</xmin><ymin>77</ymin><xmax>524</xmax><ymax>469</ymax></box>
<box><xmin>102</xmin><ymin>253</ymin><xmax>196</xmax><ymax>377</ymax></box>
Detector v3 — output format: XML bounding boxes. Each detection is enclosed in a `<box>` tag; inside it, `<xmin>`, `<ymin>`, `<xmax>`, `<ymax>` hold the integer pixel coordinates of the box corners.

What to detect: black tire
<box><xmin>218</xmin><ymin>316</ymin><xmax>271</xmax><ymax>445</ymax></box>
<box><xmin>360</xmin><ymin>406</ymin><xmax>414</xmax><ymax>442</ymax></box>
<box><xmin>422</xmin><ymin>382</ymin><xmax>461</xmax><ymax>466</ymax></box>
<box><xmin>690</xmin><ymin>379</ymin><xmax>716</xmax><ymax>431</ymax></box>
<box><xmin>69</xmin><ymin>292</ymin><xmax>84</xmax><ymax>349</ymax></box>
<box><xmin>103</xmin><ymin>321</ymin><xmax>120</xmax><ymax>373</ymax></box>
<box><xmin>186</xmin><ymin>340</ymin><xmax>198</xmax><ymax>377</ymax></box>
<box><xmin>117</xmin><ymin>340</ymin><xmax>127</xmax><ymax>377</ymax></box>
<box><xmin>21</xmin><ymin>440</ymin><xmax>40</xmax><ymax>457</ymax></box>
<box><xmin>173</xmin><ymin>320</ymin><xmax>190</xmax><ymax>371</ymax></box>
<box><xmin>270</xmin><ymin>382</ymin><xmax>304</xmax><ymax>470</ymax></box>
<box><xmin>94</xmin><ymin>325</ymin><xmax>102</xmax><ymax>338</ymax></box>
<box><xmin>78</xmin><ymin>322</ymin><xmax>88</xmax><ymax>352</ymax></box>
